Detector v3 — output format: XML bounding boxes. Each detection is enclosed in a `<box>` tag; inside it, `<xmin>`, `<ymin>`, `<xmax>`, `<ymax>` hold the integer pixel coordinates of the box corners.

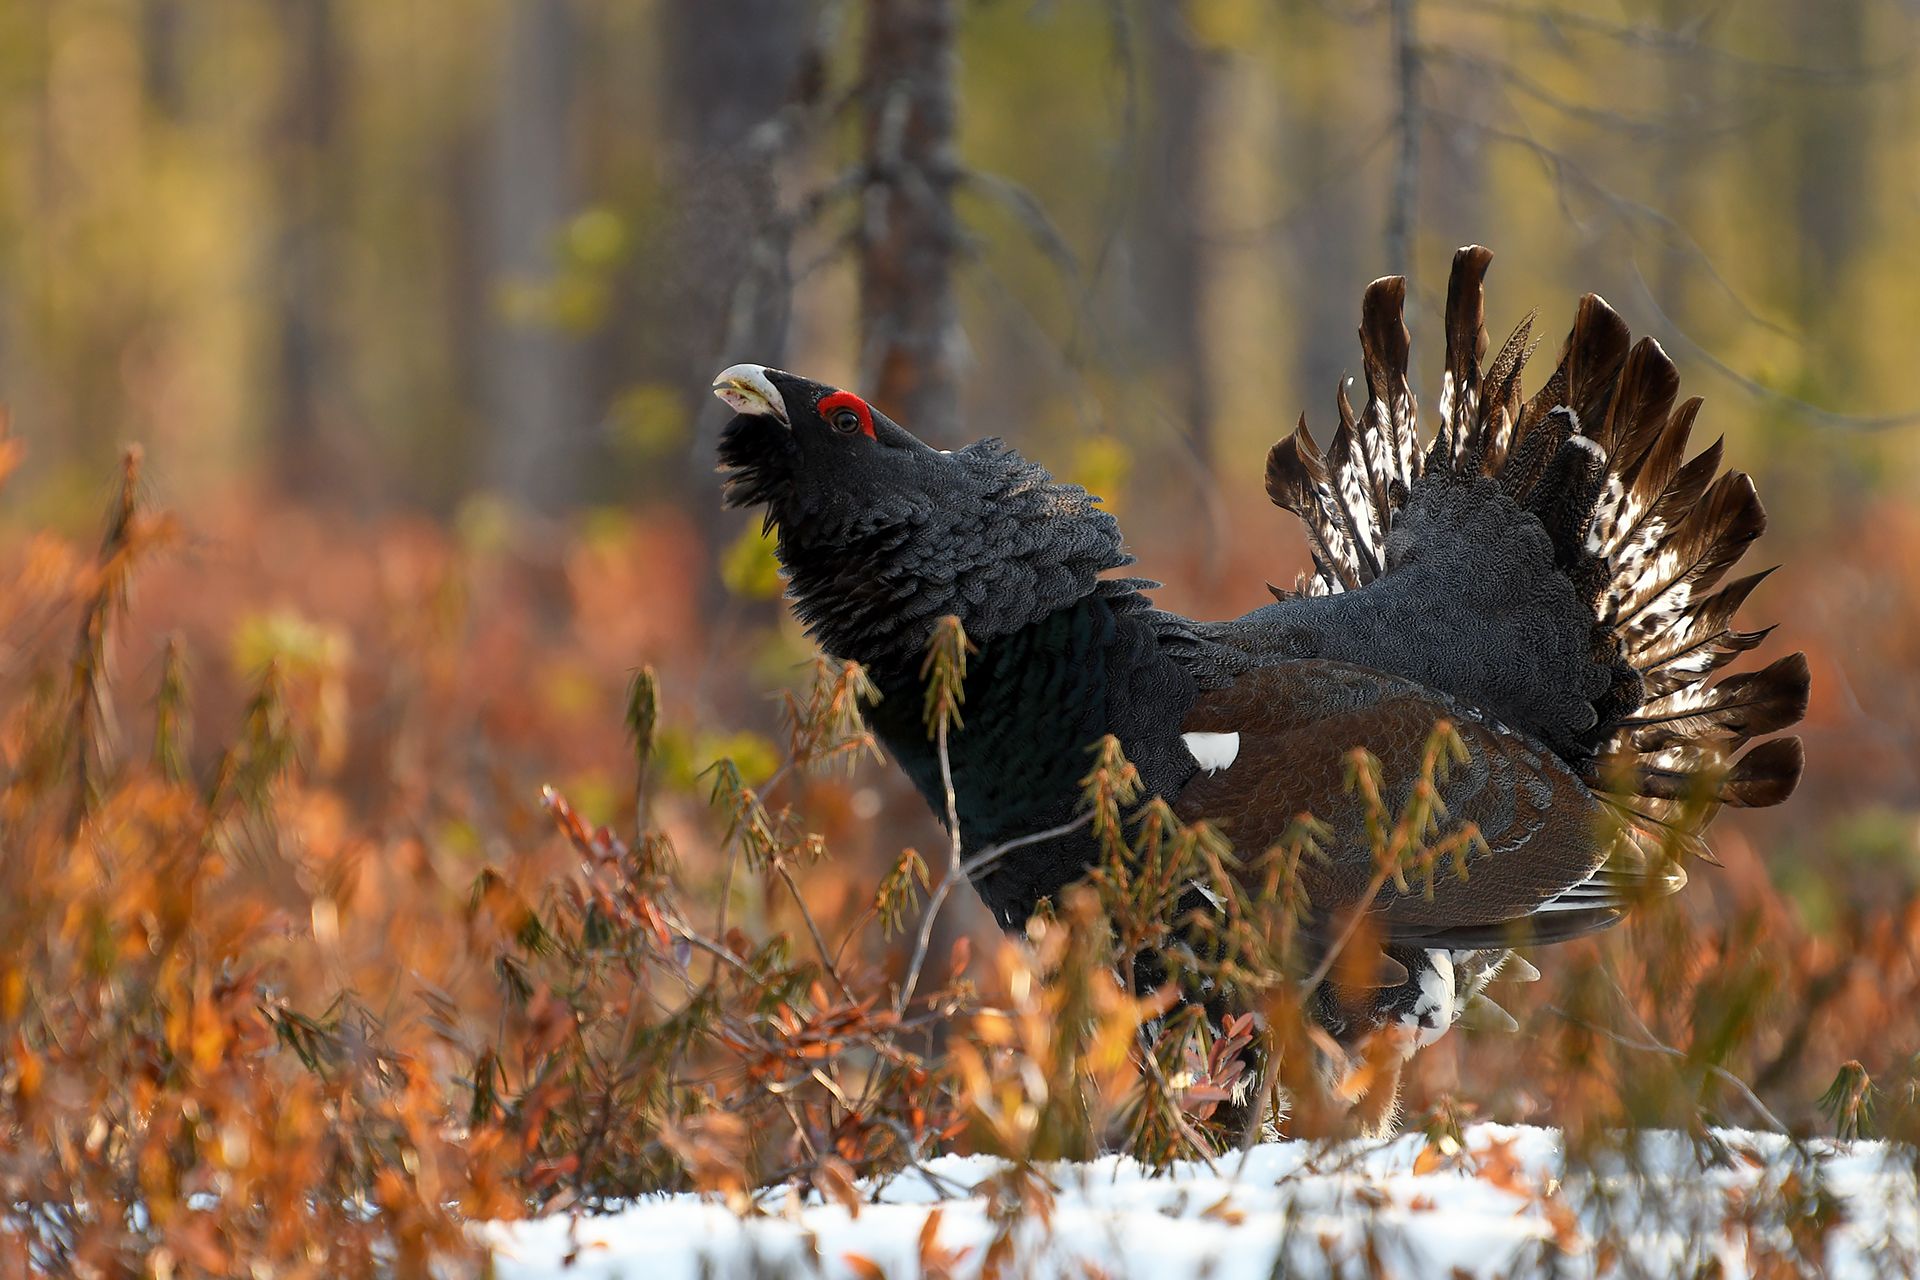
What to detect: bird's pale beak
<box><xmin>712</xmin><ymin>364</ymin><xmax>789</xmax><ymax>426</ymax></box>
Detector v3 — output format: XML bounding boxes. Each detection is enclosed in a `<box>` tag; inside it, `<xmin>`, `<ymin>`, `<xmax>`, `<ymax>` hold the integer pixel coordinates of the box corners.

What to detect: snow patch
<box><xmin>480</xmin><ymin>1125</ymin><xmax>1919</xmax><ymax>1279</ymax></box>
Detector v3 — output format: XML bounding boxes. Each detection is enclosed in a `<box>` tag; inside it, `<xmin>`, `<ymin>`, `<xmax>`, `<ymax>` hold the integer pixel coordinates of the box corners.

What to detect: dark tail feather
<box><xmin>1329</xmin><ymin>387</ymin><xmax>1385</xmax><ymax>582</ymax></box>
<box><xmin>1265</xmin><ymin>418</ymin><xmax>1361</xmax><ymax>595</ymax></box>
<box><xmin>1358</xmin><ymin>276</ymin><xmax>1421</xmax><ymax>536</ymax></box>
<box><xmin>1608</xmin><ymin>733</ymin><xmax>1803</xmax><ymax>811</ymax></box>
<box><xmin>1636</xmin><ymin>569</ymin><xmax>1777</xmax><ymax>696</ymax></box>
<box><xmin>1621</xmin><ymin>652</ymin><xmax>1812</xmax><ymax>750</ymax></box>
<box><xmin>1436</xmin><ymin>244</ymin><xmax>1493</xmax><ymax>470</ymax></box>
<box><xmin>1721</xmin><ymin>737</ymin><xmax>1806</xmax><ymax>809</ymax></box>
<box><xmin>1595</xmin><ymin>338</ymin><xmax>1680</xmax><ymax>463</ymax></box>
<box><xmin>1566</xmin><ymin>296</ymin><xmax>1633</xmax><ymax>431</ymax></box>
<box><xmin>1472</xmin><ymin>312</ymin><xmax>1536</xmax><ymax>476</ymax></box>
<box><xmin>1512</xmin><ymin>294</ymin><xmax>1631</xmax><ymax>461</ymax></box>
<box><xmin>1611</xmin><ymin>469</ymin><xmax>1765</xmax><ymax>645</ymax></box>
<box><xmin>1596</xmin><ymin>396</ymin><xmax>1702</xmax><ymax>564</ymax></box>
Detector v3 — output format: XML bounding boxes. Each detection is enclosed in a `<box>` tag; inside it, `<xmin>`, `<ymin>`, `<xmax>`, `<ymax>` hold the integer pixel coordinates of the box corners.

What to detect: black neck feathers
<box><xmin>727</xmin><ymin>427</ymin><xmax>1136</xmax><ymax>672</ymax></box>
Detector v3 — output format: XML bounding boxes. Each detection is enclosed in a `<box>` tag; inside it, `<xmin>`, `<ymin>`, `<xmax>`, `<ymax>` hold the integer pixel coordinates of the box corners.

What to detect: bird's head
<box><xmin>711</xmin><ymin>362</ymin><xmax>1135</xmax><ymax>669</ymax></box>
<box><xmin>711</xmin><ymin>363</ymin><xmax>946</xmax><ymax>526</ymax></box>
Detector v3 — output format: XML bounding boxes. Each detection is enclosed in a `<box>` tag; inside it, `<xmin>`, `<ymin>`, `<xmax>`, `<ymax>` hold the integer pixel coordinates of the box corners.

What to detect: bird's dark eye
<box><xmin>831</xmin><ymin>409</ymin><xmax>862</xmax><ymax>434</ymax></box>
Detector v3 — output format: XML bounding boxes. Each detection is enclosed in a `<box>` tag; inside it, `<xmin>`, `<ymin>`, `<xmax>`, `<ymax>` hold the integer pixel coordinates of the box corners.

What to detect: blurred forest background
<box><xmin>4</xmin><ymin>0</ymin><xmax>1920</xmax><ymax>1151</ymax></box>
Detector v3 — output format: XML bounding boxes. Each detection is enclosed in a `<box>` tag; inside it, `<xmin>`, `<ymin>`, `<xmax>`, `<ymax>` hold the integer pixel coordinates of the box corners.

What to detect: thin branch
<box><xmin>1547</xmin><ymin>1002</ymin><xmax>1791</xmax><ymax>1135</ymax></box>
<box><xmin>1422</xmin><ymin>44</ymin><xmax>1756</xmax><ymax>141</ymax></box>
<box><xmin>1297</xmin><ymin>867</ymin><xmax>1397</xmax><ymax>998</ymax></box>
<box><xmin>1433</xmin><ymin>0</ymin><xmax>1915</xmax><ymax>84</ymax></box>
<box><xmin>773</xmin><ymin>858</ymin><xmax>856</xmax><ymax>1002</ymax></box>
<box><xmin>895</xmin><ymin>717</ymin><xmax>964</xmax><ymax>1015</ymax></box>
<box><xmin>1434</xmin><ymin>109</ymin><xmax>1799</xmax><ymax>341</ymax></box>
<box><xmin>1076</xmin><ymin>0</ymin><xmax>1143</xmax><ymax>365</ymax></box>
<box><xmin>1312</xmin><ymin>0</ymin><xmax>1392</xmax><ymax>23</ymax></box>
<box><xmin>960</xmin><ymin>810</ymin><xmax>1096</xmax><ymax>883</ymax></box>
<box><xmin>662</xmin><ymin>907</ymin><xmax>761</xmax><ymax>986</ymax></box>
<box><xmin>1623</xmin><ymin>263</ymin><xmax>1920</xmax><ymax>433</ymax></box>
<box><xmin>1134</xmin><ymin>1038</ymin><xmax>1226</xmax><ymax>1171</ymax></box>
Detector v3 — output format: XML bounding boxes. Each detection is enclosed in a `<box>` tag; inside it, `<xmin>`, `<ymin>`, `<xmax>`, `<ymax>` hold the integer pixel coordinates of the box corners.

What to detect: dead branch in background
<box><xmin>1435</xmin><ymin>0</ymin><xmax>1915</xmax><ymax>83</ymax></box>
<box><xmin>858</xmin><ymin>0</ymin><xmax>963</xmax><ymax>440</ymax></box>
<box><xmin>1384</xmin><ymin>0</ymin><xmax>1421</xmax><ymax>295</ymax></box>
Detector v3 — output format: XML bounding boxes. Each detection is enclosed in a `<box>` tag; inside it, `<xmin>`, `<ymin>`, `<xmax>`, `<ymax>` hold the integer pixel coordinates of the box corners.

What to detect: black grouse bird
<box><xmin>712</xmin><ymin>246</ymin><xmax>1808</xmax><ymax>1130</ymax></box>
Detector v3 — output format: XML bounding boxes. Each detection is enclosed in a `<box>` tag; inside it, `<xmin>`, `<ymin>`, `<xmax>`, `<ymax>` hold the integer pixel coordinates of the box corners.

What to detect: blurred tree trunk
<box><xmin>1137</xmin><ymin>1</ymin><xmax>1218</xmax><ymax>470</ymax></box>
<box><xmin>656</xmin><ymin>1</ymin><xmax>810</xmax><ymax>378</ymax></box>
<box><xmin>857</xmin><ymin>0</ymin><xmax>986</xmax><ymax>1005</ymax></box>
<box><xmin>1650</xmin><ymin>0</ymin><xmax>1700</xmax><ymax>316</ymax></box>
<box><xmin>858</xmin><ymin>0</ymin><xmax>962</xmax><ymax>441</ymax></box>
<box><xmin>140</xmin><ymin>0</ymin><xmax>187</xmax><ymax>120</ymax></box>
<box><xmin>1790</xmin><ymin>1</ymin><xmax>1869</xmax><ymax>385</ymax></box>
<box><xmin>268</xmin><ymin>0</ymin><xmax>347</xmax><ymax>498</ymax></box>
<box><xmin>1384</xmin><ymin>0</ymin><xmax>1420</xmax><ymax>295</ymax></box>
<box><xmin>1283</xmin><ymin>103</ymin><xmax>1367</xmax><ymax>448</ymax></box>
<box><xmin>1426</xmin><ymin>87</ymin><xmax>1489</xmax><ymax>286</ymax></box>
<box><xmin>656</xmin><ymin>1</ymin><xmax>814</xmax><ymax>617</ymax></box>
<box><xmin>483</xmin><ymin>0</ymin><xmax>585</xmax><ymax>513</ymax></box>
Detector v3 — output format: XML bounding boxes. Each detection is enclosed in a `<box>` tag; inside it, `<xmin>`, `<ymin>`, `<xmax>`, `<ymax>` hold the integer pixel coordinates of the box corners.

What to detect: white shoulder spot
<box><xmin>1182</xmin><ymin>731</ymin><xmax>1240</xmax><ymax>773</ymax></box>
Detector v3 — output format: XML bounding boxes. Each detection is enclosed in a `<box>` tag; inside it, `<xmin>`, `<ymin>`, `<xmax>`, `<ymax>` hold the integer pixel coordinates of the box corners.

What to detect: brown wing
<box><xmin>1175</xmin><ymin>660</ymin><xmax>1641</xmax><ymax>947</ymax></box>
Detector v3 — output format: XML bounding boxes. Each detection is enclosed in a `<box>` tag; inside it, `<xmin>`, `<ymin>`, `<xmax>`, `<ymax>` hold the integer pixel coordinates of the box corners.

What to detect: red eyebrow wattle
<box><xmin>817</xmin><ymin>391</ymin><xmax>875</xmax><ymax>439</ymax></box>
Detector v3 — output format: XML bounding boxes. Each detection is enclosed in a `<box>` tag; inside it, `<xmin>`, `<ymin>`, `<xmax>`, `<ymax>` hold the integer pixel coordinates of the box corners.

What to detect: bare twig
<box><xmin>1196</xmin><ymin>124</ymin><xmax>1396</xmax><ymax>247</ymax></box>
<box><xmin>773</xmin><ymin>858</ymin><xmax>857</xmax><ymax>1002</ymax></box>
<box><xmin>1297</xmin><ymin>865</ymin><xmax>1401</xmax><ymax>998</ymax></box>
<box><xmin>1548</xmin><ymin>1002</ymin><xmax>1791</xmax><ymax>1134</ymax></box>
<box><xmin>1422</xmin><ymin>44</ymin><xmax>1754</xmax><ymax>141</ymax></box>
<box><xmin>1433</xmin><ymin>0</ymin><xmax>1914</xmax><ymax>84</ymax></box>
<box><xmin>960</xmin><ymin>811</ymin><xmax>1097</xmax><ymax>882</ymax></box>
<box><xmin>1623</xmin><ymin>264</ymin><xmax>1920</xmax><ymax>433</ymax></box>
<box><xmin>1432</xmin><ymin>109</ymin><xmax>1799</xmax><ymax>341</ymax></box>
<box><xmin>896</xmin><ymin>716</ymin><xmax>964</xmax><ymax>1016</ymax></box>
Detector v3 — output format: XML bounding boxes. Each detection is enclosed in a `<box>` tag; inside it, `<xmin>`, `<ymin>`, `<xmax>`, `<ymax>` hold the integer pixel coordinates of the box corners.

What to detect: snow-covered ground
<box><xmin>483</xmin><ymin>1124</ymin><xmax>1919</xmax><ymax>1279</ymax></box>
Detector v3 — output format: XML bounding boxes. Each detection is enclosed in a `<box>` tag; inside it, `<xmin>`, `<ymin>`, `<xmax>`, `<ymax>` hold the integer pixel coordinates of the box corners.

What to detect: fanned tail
<box><xmin>1263</xmin><ymin>244</ymin><xmax>1807</xmax><ymax>859</ymax></box>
